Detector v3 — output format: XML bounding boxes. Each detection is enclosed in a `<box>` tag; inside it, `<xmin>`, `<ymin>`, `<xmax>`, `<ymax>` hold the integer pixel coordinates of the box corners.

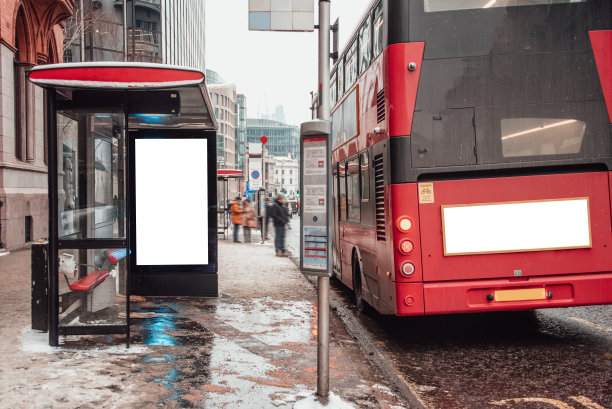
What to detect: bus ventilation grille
<box><xmin>374</xmin><ymin>154</ymin><xmax>385</xmax><ymax>241</ymax></box>
<box><xmin>376</xmin><ymin>89</ymin><xmax>385</xmax><ymax>123</ymax></box>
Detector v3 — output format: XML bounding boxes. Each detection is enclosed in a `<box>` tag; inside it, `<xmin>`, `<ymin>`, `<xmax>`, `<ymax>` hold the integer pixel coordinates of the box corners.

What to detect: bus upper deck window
<box><xmin>501</xmin><ymin>118</ymin><xmax>585</xmax><ymax>158</ymax></box>
<box><xmin>359</xmin><ymin>19</ymin><xmax>372</xmax><ymax>75</ymax></box>
<box><xmin>373</xmin><ymin>2</ymin><xmax>383</xmax><ymax>57</ymax></box>
<box><xmin>345</xmin><ymin>42</ymin><xmax>358</xmax><ymax>88</ymax></box>
<box><xmin>424</xmin><ymin>0</ymin><xmax>585</xmax><ymax>13</ymax></box>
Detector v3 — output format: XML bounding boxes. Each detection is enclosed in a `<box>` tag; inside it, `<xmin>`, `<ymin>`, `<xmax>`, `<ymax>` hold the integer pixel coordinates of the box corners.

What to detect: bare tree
<box><xmin>63</xmin><ymin>2</ymin><xmax>123</xmax><ymax>62</ymax></box>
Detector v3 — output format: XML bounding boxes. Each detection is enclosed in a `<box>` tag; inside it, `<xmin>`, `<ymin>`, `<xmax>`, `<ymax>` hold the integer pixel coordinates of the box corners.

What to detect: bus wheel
<box><xmin>352</xmin><ymin>255</ymin><xmax>368</xmax><ymax>313</ymax></box>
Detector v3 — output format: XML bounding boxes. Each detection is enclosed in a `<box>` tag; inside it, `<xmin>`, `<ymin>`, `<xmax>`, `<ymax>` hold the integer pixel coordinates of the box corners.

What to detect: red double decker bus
<box><xmin>330</xmin><ymin>0</ymin><xmax>612</xmax><ymax>315</ymax></box>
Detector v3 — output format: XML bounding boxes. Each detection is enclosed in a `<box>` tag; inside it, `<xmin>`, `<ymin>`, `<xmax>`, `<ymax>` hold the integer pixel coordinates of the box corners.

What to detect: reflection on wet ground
<box><xmin>129</xmin><ymin>297</ymin><xmax>321</xmax><ymax>408</ymax></box>
<box><xmin>330</xmin><ymin>279</ymin><xmax>612</xmax><ymax>409</ymax></box>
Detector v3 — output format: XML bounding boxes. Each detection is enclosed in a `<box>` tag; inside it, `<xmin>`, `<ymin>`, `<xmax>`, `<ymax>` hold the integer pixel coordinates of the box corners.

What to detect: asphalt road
<box><xmin>287</xmin><ymin>219</ymin><xmax>612</xmax><ymax>409</ymax></box>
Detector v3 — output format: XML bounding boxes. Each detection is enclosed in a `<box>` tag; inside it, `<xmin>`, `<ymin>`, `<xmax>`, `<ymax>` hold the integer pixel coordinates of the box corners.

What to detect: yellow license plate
<box><xmin>494</xmin><ymin>288</ymin><xmax>546</xmax><ymax>302</ymax></box>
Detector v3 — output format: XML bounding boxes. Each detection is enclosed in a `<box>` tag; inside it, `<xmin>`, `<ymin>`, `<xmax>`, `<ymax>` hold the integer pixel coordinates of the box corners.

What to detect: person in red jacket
<box><xmin>230</xmin><ymin>197</ymin><xmax>242</xmax><ymax>243</ymax></box>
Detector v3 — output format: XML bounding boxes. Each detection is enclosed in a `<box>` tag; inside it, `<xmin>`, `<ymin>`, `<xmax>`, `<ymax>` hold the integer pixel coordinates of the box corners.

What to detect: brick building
<box><xmin>0</xmin><ymin>0</ymin><xmax>75</xmax><ymax>251</ymax></box>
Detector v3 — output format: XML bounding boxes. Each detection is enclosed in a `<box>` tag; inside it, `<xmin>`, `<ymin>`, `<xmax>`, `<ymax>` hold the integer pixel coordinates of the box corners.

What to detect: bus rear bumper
<box><xmin>413</xmin><ymin>273</ymin><xmax>612</xmax><ymax>315</ymax></box>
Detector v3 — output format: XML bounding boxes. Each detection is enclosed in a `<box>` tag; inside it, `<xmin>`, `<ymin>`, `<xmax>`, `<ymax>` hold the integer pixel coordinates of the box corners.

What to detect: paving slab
<box><xmin>0</xmin><ymin>241</ymin><xmax>408</xmax><ymax>408</ymax></box>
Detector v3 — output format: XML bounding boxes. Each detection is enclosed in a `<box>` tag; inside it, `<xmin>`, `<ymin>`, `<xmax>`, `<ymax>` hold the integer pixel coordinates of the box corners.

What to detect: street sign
<box><xmin>300</xmin><ymin>120</ymin><xmax>331</xmax><ymax>276</ymax></box>
<box><xmin>260</xmin><ymin>135</ymin><xmax>268</xmax><ymax>145</ymax></box>
<box><xmin>249</xmin><ymin>161</ymin><xmax>262</xmax><ymax>190</ymax></box>
<box><xmin>248</xmin><ymin>0</ymin><xmax>314</xmax><ymax>32</ymax></box>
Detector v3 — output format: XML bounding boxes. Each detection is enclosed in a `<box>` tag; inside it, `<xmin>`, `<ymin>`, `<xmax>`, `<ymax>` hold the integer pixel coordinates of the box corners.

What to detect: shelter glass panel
<box><xmin>58</xmin><ymin>248</ymin><xmax>127</xmax><ymax>328</ymax></box>
<box><xmin>57</xmin><ymin>112</ymin><xmax>126</xmax><ymax>239</ymax></box>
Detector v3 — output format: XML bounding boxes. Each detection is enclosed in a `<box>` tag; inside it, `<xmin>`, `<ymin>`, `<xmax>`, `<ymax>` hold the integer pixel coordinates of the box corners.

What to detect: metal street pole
<box><xmin>123</xmin><ymin>0</ymin><xmax>128</xmax><ymax>61</ymax></box>
<box><xmin>317</xmin><ymin>0</ymin><xmax>331</xmax><ymax>399</ymax></box>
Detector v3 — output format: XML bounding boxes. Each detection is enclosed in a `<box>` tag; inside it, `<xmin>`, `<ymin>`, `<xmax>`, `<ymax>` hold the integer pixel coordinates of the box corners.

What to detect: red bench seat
<box><xmin>69</xmin><ymin>270</ymin><xmax>110</xmax><ymax>291</ymax></box>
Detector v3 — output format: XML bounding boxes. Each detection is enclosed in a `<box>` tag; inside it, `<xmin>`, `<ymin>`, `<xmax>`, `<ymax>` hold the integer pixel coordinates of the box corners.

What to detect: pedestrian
<box><xmin>230</xmin><ymin>196</ymin><xmax>242</xmax><ymax>243</ymax></box>
<box><xmin>285</xmin><ymin>201</ymin><xmax>292</xmax><ymax>229</ymax></box>
<box><xmin>270</xmin><ymin>193</ymin><xmax>290</xmax><ymax>257</ymax></box>
<box><xmin>263</xmin><ymin>198</ymin><xmax>272</xmax><ymax>240</ymax></box>
<box><xmin>112</xmin><ymin>195</ymin><xmax>119</xmax><ymax>221</ymax></box>
<box><xmin>242</xmin><ymin>199</ymin><xmax>257</xmax><ymax>243</ymax></box>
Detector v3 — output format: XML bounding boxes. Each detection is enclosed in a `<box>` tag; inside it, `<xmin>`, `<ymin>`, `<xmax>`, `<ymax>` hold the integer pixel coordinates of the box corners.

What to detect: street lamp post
<box><xmin>248</xmin><ymin>1</ymin><xmax>353</xmax><ymax>406</ymax></box>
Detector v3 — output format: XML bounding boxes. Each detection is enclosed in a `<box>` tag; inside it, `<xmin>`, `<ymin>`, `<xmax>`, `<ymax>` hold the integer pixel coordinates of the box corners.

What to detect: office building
<box><xmin>246</xmin><ymin>118</ymin><xmax>299</xmax><ymax>160</ymax></box>
<box><xmin>64</xmin><ymin>0</ymin><xmax>206</xmax><ymax>73</ymax></box>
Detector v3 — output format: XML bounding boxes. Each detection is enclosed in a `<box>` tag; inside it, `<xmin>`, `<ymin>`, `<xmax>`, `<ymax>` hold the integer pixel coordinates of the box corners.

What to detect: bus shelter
<box><xmin>29</xmin><ymin>63</ymin><xmax>218</xmax><ymax>346</ymax></box>
<box><xmin>217</xmin><ymin>169</ymin><xmax>244</xmax><ymax>239</ymax></box>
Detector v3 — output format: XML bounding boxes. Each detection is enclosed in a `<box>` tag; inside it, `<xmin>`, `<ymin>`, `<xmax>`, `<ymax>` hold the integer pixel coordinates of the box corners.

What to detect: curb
<box><xmin>289</xmin><ymin>257</ymin><xmax>427</xmax><ymax>409</ymax></box>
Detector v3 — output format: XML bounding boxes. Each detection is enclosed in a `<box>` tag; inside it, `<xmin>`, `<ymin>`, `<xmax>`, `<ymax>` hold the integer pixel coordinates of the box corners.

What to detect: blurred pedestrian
<box><xmin>242</xmin><ymin>199</ymin><xmax>257</xmax><ymax>243</ymax></box>
<box><xmin>270</xmin><ymin>193</ymin><xmax>290</xmax><ymax>256</ymax></box>
<box><xmin>230</xmin><ymin>196</ymin><xmax>242</xmax><ymax>243</ymax></box>
<box><xmin>285</xmin><ymin>200</ymin><xmax>292</xmax><ymax>229</ymax></box>
<box><xmin>264</xmin><ymin>198</ymin><xmax>272</xmax><ymax>240</ymax></box>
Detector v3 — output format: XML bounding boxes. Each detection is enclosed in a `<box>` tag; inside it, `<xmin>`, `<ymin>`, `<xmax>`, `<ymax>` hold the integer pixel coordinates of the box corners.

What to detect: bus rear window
<box><xmin>501</xmin><ymin>118</ymin><xmax>585</xmax><ymax>158</ymax></box>
<box><xmin>425</xmin><ymin>0</ymin><xmax>585</xmax><ymax>13</ymax></box>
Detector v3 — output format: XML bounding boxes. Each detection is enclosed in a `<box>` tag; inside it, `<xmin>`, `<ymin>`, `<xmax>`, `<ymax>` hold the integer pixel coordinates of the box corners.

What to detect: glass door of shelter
<box><xmin>52</xmin><ymin>107</ymin><xmax>129</xmax><ymax>341</ymax></box>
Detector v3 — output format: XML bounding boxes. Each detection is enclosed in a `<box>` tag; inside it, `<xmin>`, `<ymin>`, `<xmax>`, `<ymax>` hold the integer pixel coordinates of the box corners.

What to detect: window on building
<box><xmin>14</xmin><ymin>8</ymin><xmax>29</xmax><ymax>162</ymax></box>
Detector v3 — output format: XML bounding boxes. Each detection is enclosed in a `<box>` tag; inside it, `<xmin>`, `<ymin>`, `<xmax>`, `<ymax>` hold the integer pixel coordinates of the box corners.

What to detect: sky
<box><xmin>205</xmin><ymin>0</ymin><xmax>372</xmax><ymax>126</ymax></box>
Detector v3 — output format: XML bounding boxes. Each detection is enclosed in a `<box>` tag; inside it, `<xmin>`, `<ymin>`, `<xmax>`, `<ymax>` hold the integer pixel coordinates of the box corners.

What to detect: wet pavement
<box><xmin>286</xmin><ymin>217</ymin><xmax>611</xmax><ymax>409</ymax></box>
<box><xmin>0</xmin><ymin>240</ymin><xmax>408</xmax><ymax>409</ymax></box>
<box><xmin>330</xmin><ymin>280</ymin><xmax>612</xmax><ymax>409</ymax></box>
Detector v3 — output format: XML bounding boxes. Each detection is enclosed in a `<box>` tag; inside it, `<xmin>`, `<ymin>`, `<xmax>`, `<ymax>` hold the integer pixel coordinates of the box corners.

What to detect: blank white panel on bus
<box><xmin>442</xmin><ymin>198</ymin><xmax>591</xmax><ymax>256</ymax></box>
<box><xmin>136</xmin><ymin>138</ymin><xmax>208</xmax><ymax>266</ymax></box>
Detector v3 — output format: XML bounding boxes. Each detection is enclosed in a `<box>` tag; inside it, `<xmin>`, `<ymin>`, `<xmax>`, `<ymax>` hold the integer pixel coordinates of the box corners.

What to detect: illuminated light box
<box><xmin>135</xmin><ymin>138</ymin><xmax>208</xmax><ymax>265</ymax></box>
<box><xmin>248</xmin><ymin>0</ymin><xmax>314</xmax><ymax>31</ymax></box>
<box><xmin>442</xmin><ymin>198</ymin><xmax>592</xmax><ymax>256</ymax></box>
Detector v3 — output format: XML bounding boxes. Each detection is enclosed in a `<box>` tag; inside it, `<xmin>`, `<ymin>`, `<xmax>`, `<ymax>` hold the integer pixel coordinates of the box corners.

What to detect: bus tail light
<box><xmin>400</xmin><ymin>262</ymin><xmax>415</xmax><ymax>277</ymax></box>
<box><xmin>399</xmin><ymin>240</ymin><xmax>414</xmax><ymax>255</ymax></box>
<box><xmin>397</xmin><ymin>217</ymin><xmax>412</xmax><ymax>232</ymax></box>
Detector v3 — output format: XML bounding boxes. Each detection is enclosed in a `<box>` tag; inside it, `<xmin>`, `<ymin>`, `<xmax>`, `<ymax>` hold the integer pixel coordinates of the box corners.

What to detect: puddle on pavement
<box><xmin>128</xmin><ymin>297</ymin><xmax>322</xmax><ymax>408</ymax></box>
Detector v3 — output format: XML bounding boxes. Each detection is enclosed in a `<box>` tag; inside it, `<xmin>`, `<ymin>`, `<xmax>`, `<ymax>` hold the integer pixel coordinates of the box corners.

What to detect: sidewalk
<box><xmin>0</xmin><ymin>241</ymin><xmax>407</xmax><ymax>408</ymax></box>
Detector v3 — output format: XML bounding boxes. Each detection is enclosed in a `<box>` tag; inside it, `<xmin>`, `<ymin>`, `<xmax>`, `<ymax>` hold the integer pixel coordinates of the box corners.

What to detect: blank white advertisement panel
<box><xmin>442</xmin><ymin>198</ymin><xmax>591</xmax><ymax>256</ymax></box>
<box><xmin>136</xmin><ymin>139</ymin><xmax>208</xmax><ymax>265</ymax></box>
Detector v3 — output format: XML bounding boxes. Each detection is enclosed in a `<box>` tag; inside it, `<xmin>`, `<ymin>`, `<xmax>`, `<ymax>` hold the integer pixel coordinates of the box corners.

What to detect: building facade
<box><xmin>273</xmin><ymin>156</ymin><xmax>299</xmax><ymax>196</ymax></box>
<box><xmin>160</xmin><ymin>0</ymin><xmax>205</xmax><ymax>73</ymax></box>
<box><xmin>0</xmin><ymin>0</ymin><xmax>75</xmax><ymax>251</ymax></box>
<box><xmin>64</xmin><ymin>0</ymin><xmax>205</xmax><ymax>73</ymax></box>
<box><xmin>208</xmin><ymin>83</ymin><xmax>237</xmax><ymax>169</ymax></box>
<box><xmin>246</xmin><ymin>118</ymin><xmax>299</xmax><ymax>160</ymax></box>
<box><xmin>205</xmin><ymin>68</ymin><xmax>225</xmax><ymax>85</ymax></box>
<box><xmin>235</xmin><ymin>94</ymin><xmax>247</xmax><ymax>173</ymax></box>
